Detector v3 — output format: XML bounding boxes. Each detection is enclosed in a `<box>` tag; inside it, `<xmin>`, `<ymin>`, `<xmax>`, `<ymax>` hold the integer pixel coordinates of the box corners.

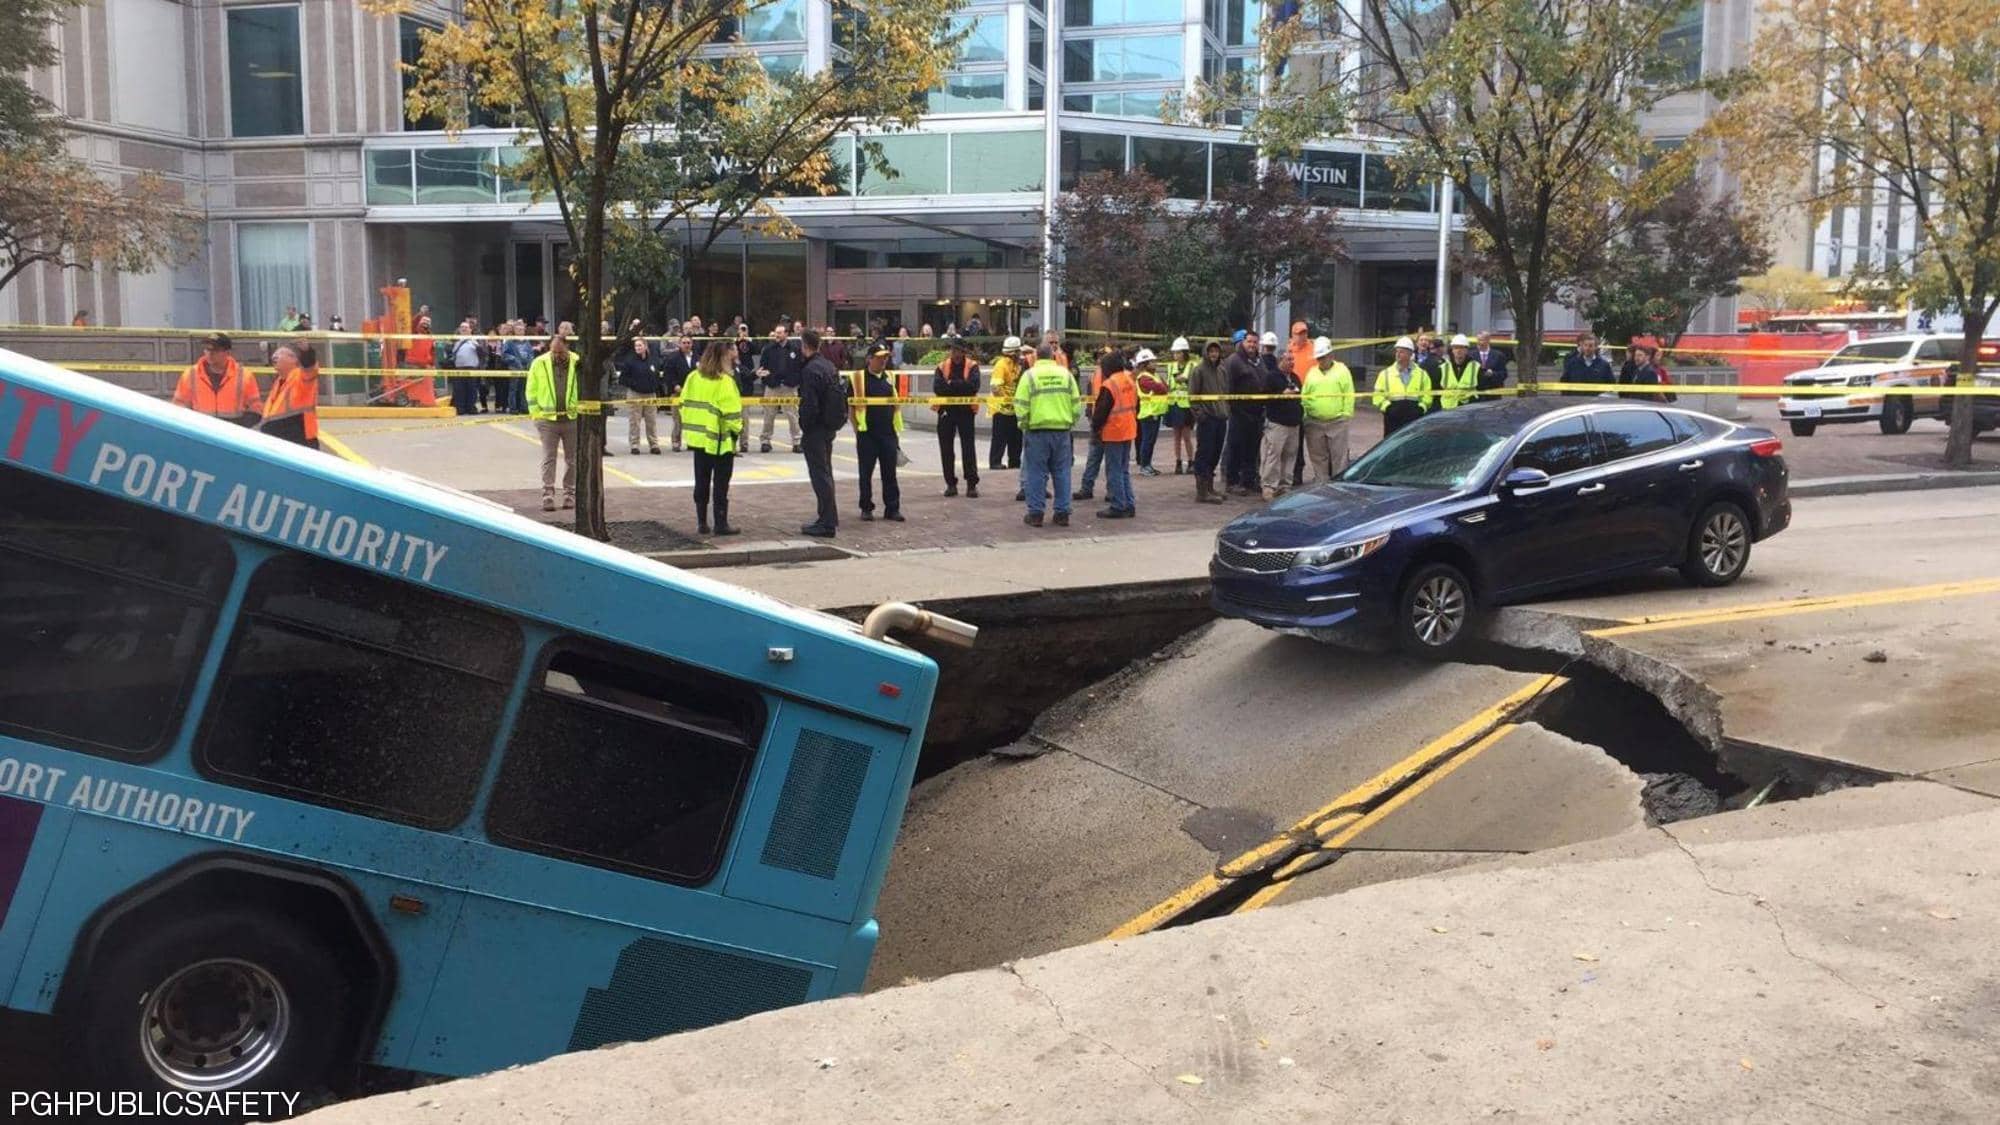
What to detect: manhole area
<box><xmin>607</xmin><ymin>520</ymin><xmax>709</xmax><ymax>552</ymax></box>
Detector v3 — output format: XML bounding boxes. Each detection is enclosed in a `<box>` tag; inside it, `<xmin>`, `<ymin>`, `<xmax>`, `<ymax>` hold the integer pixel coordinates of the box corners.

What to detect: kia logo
<box><xmin>1246</xmin><ymin>539</ymin><xmax>1259</xmax><ymax>547</ymax></box>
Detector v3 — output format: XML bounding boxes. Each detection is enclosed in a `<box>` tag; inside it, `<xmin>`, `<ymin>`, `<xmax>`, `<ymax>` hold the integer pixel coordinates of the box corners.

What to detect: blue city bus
<box><xmin>0</xmin><ymin>347</ymin><xmax>970</xmax><ymax>1094</ymax></box>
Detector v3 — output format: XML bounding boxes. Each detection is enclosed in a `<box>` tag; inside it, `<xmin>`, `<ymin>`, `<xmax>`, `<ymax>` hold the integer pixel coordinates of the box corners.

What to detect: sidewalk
<box><xmin>477</xmin><ymin>402</ymin><xmax>1999</xmax><ymax>557</ymax></box>
<box><xmin>304</xmin><ymin>781</ymin><xmax>2000</xmax><ymax>1123</ymax></box>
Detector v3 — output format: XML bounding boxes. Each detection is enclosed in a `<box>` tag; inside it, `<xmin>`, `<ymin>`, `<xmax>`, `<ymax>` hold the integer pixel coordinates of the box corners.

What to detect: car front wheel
<box><xmin>1398</xmin><ymin>562</ymin><xmax>1475</xmax><ymax>659</ymax></box>
<box><xmin>1879</xmin><ymin>396</ymin><xmax>1913</xmax><ymax>434</ymax></box>
<box><xmin>1680</xmin><ymin>501</ymin><xmax>1752</xmax><ymax>587</ymax></box>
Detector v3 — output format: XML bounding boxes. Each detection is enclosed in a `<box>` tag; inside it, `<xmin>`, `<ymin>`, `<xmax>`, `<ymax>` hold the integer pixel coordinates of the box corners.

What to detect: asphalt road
<box><xmin>861</xmin><ymin>485</ymin><xmax>2000</xmax><ymax>986</ymax></box>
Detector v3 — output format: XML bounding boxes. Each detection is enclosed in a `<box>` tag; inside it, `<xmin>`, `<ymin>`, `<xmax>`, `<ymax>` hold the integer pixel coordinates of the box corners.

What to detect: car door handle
<box><xmin>1576</xmin><ymin>482</ymin><xmax>1606</xmax><ymax>495</ymax></box>
<box><xmin>1678</xmin><ymin>460</ymin><xmax>1704</xmax><ymax>472</ymax></box>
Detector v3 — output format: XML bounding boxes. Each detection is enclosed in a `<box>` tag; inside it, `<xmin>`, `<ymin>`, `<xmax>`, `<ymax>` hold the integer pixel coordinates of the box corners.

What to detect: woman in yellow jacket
<box><xmin>680</xmin><ymin>341</ymin><xmax>745</xmax><ymax>536</ymax></box>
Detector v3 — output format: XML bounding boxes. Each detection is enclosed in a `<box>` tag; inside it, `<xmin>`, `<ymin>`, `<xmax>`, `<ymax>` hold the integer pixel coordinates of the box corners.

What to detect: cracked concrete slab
<box><xmin>864</xmin><ymin>749</ymin><xmax>1210</xmax><ymax>990</ymax></box>
<box><xmin>305</xmin><ymin>783</ymin><xmax>2000</xmax><ymax>1124</ymax></box>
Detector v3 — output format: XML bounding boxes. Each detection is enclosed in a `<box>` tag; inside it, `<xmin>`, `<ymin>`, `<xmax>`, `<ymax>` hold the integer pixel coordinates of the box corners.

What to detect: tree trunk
<box><xmin>1944</xmin><ymin>312</ymin><xmax>1990</xmax><ymax>469</ymax></box>
<box><xmin>572</xmin><ymin>187</ymin><xmax>612</xmax><ymax>541</ymax></box>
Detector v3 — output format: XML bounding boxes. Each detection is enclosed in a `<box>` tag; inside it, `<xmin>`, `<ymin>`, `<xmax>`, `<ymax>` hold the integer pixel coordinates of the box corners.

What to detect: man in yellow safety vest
<box><xmin>1372</xmin><ymin>336</ymin><xmax>1433</xmax><ymax>436</ymax></box>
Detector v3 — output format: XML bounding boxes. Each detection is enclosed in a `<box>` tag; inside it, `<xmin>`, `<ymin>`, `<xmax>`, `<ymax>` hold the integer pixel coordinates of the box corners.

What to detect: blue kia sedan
<box><xmin>1210</xmin><ymin>399</ymin><xmax>1791</xmax><ymax>656</ymax></box>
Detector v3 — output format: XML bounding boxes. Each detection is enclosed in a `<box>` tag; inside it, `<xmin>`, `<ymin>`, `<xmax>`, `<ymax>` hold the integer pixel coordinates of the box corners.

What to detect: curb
<box><xmin>642</xmin><ymin>541</ymin><xmax>857</xmax><ymax>570</ymax></box>
<box><xmin>1790</xmin><ymin>470</ymin><xmax>2000</xmax><ymax>497</ymax></box>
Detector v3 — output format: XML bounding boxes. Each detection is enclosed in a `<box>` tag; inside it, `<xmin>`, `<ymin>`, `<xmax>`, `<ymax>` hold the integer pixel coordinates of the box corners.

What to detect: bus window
<box><xmin>197</xmin><ymin>553</ymin><xmax>520</xmax><ymax>828</ymax></box>
<box><xmin>0</xmin><ymin>463</ymin><xmax>232</xmax><ymax>758</ymax></box>
<box><xmin>485</xmin><ymin>643</ymin><xmax>764</xmax><ymax>885</ymax></box>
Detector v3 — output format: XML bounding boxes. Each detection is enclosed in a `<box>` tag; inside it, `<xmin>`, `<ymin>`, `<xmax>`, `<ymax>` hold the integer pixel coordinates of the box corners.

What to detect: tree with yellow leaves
<box><xmin>1713</xmin><ymin>0</ymin><xmax>2000</xmax><ymax>467</ymax></box>
<box><xmin>379</xmin><ymin>0</ymin><xmax>964</xmax><ymax>538</ymax></box>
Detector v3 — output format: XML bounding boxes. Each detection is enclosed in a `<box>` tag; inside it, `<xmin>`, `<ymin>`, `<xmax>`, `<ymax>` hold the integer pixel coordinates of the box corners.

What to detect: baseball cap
<box><xmin>201</xmin><ymin>332</ymin><xmax>232</xmax><ymax>350</ymax></box>
<box><xmin>1312</xmin><ymin>336</ymin><xmax>1334</xmax><ymax>359</ymax></box>
<box><xmin>1231</xmin><ymin>329</ymin><xmax>1249</xmax><ymax>344</ymax></box>
<box><xmin>868</xmin><ymin>343</ymin><xmax>893</xmax><ymax>358</ymax></box>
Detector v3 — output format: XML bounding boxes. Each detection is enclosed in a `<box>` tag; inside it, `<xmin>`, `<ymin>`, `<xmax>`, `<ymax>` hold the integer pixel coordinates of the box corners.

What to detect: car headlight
<box><xmin>1293</xmin><ymin>533</ymin><xmax>1389</xmax><ymax>570</ymax></box>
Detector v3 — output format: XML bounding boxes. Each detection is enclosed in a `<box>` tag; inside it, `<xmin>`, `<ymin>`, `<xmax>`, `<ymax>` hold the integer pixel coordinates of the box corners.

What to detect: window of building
<box><xmin>237</xmin><ymin>223</ymin><xmax>312</xmax><ymax>332</ymax></box>
<box><xmin>399</xmin><ymin>18</ymin><xmax>444</xmax><ymax>131</ymax></box>
<box><xmin>1059</xmin><ymin>131</ymin><xmax>1127</xmax><ymax>189</ymax></box>
<box><xmin>1060</xmin><ymin>90</ymin><xmax>1169</xmax><ymax>118</ymax></box>
<box><xmin>199</xmin><ymin>554</ymin><xmax>521</xmax><ymax>829</ymax></box>
<box><xmin>933</xmin><ymin>68</ymin><xmax>1004</xmax><ymax>111</ymax></box>
<box><xmin>1028</xmin><ymin>76</ymin><xmax>1046</xmax><ymax>111</ymax></box>
<box><xmin>1211</xmin><ymin>141</ymin><xmax>1256</xmax><ymax>195</ymax></box>
<box><xmin>1593</xmin><ymin>410</ymin><xmax>1681</xmax><ymax>461</ymax></box>
<box><xmin>415</xmin><ymin>147</ymin><xmax>497</xmax><ymax>204</ymax></box>
<box><xmin>1224</xmin><ymin>0</ymin><xmax>1262</xmax><ymax>46</ymax></box>
<box><xmin>758</xmin><ymin>52</ymin><xmax>806</xmax><ymax>79</ymax></box>
<box><xmin>735</xmin><ymin>0</ymin><xmax>805</xmax><ymax>43</ymax></box>
<box><xmin>1028</xmin><ymin>17</ymin><xmax>1047</xmax><ymax>71</ymax></box>
<box><xmin>498</xmin><ymin>146</ymin><xmax>538</xmax><ymax>203</ymax></box>
<box><xmin>857</xmin><ymin>132</ymin><xmax>950</xmax><ymax>196</ymax></box>
<box><xmin>1066</xmin><ymin>0</ymin><xmax>1186</xmax><ymax>27</ymax></box>
<box><xmin>486</xmin><ymin>644</ymin><xmax>765</xmax><ymax>886</ymax></box>
<box><xmin>955</xmin><ymin>13</ymin><xmax>1008</xmax><ymax>62</ymax></box>
<box><xmin>952</xmin><ymin>131</ymin><xmax>1045</xmax><ymax>193</ymax></box>
<box><xmin>1660</xmin><ymin>1</ymin><xmax>1704</xmax><ymax>82</ymax></box>
<box><xmin>1063</xmin><ymin>34</ymin><xmax>1186</xmax><ymax>83</ymax></box>
<box><xmin>0</xmin><ymin>464</ymin><xmax>234</xmax><ymax>760</ymax></box>
<box><xmin>1363</xmin><ymin>154</ymin><xmax>1432</xmax><ymax>211</ymax></box>
<box><xmin>1513</xmin><ymin>417</ymin><xmax>1597</xmax><ymax>476</ymax></box>
<box><xmin>1132</xmin><ymin>136</ymin><xmax>1209</xmax><ymax>200</ymax></box>
<box><xmin>227</xmin><ymin>5</ymin><xmax>303</xmax><ymax>137</ymax></box>
<box><xmin>365</xmin><ymin>149</ymin><xmax>415</xmax><ymax>205</ymax></box>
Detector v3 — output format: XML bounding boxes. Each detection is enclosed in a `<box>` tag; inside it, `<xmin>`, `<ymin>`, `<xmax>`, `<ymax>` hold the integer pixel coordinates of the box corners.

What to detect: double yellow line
<box><xmin>1110</xmin><ymin>574</ymin><xmax>2000</xmax><ymax>937</ymax></box>
<box><xmin>1106</xmin><ymin>675</ymin><xmax>1564</xmax><ymax>940</ymax></box>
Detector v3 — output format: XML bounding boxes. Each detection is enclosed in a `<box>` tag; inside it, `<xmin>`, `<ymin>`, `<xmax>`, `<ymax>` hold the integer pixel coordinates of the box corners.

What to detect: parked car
<box><xmin>1210</xmin><ymin>399</ymin><xmax>1791</xmax><ymax>657</ymax></box>
<box><xmin>1777</xmin><ymin>333</ymin><xmax>1962</xmax><ymax>436</ymax></box>
<box><xmin>1932</xmin><ymin>338</ymin><xmax>2000</xmax><ymax>434</ymax></box>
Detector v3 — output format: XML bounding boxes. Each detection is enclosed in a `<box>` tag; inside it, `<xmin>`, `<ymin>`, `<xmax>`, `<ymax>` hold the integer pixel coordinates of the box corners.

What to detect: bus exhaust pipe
<box><xmin>863</xmin><ymin>602</ymin><xmax>979</xmax><ymax>649</ymax></box>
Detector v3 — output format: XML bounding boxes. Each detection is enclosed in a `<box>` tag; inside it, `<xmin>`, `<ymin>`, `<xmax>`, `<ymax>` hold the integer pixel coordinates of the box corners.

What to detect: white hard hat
<box><xmin>1450</xmin><ymin>333</ymin><xmax>1470</xmax><ymax>348</ymax></box>
<box><xmin>1260</xmin><ymin>331</ymin><xmax>1279</xmax><ymax>347</ymax></box>
<box><xmin>1133</xmin><ymin>348</ymin><xmax>1156</xmax><ymax>365</ymax></box>
<box><xmin>1395</xmin><ymin>336</ymin><xmax>1416</xmax><ymax>351</ymax></box>
<box><xmin>1170</xmin><ymin>336</ymin><xmax>1190</xmax><ymax>352</ymax></box>
<box><xmin>1312</xmin><ymin>335</ymin><xmax>1334</xmax><ymax>359</ymax></box>
<box><xmin>1002</xmin><ymin>335</ymin><xmax>1022</xmax><ymax>350</ymax></box>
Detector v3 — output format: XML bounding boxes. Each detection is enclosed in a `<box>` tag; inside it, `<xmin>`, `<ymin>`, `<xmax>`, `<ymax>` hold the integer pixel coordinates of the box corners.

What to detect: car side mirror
<box><xmin>1499</xmin><ymin>467</ymin><xmax>1551</xmax><ymax>497</ymax></box>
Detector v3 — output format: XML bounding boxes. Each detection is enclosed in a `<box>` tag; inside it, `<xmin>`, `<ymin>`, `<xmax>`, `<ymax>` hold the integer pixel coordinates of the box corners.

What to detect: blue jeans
<box><xmin>1021</xmin><ymin>429</ymin><xmax>1073</xmax><ymax>517</ymax></box>
<box><xmin>1079</xmin><ymin>434</ymin><xmax>1104</xmax><ymax>492</ymax></box>
<box><xmin>1137</xmin><ymin>417</ymin><xmax>1161</xmax><ymax>468</ymax></box>
<box><xmin>1104</xmin><ymin>440</ymin><xmax>1135</xmax><ymax>512</ymax></box>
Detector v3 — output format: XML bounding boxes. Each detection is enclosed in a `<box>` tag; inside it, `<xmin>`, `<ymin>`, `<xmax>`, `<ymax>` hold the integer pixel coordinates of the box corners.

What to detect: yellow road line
<box><xmin>1596</xmin><ymin>576</ymin><xmax>2000</xmax><ymax>638</ymax></box>
<box><xmin>490</xmin><ymin>424</ymin><xmax>646</xmax><ymax>485</ymax></box>
<box><xmin>1105</xmin><ymin>675</ymin><xmax>1563</xmax><ymax>940</ymax></box>
<box><xmin>1233</xmin><ymin>724</ymin><xmax>1520</xmax><ymax>914</ymax></box>
<box><xmin>316</xmin><ymin>431</ymin><xmax>369</xmax><ymax>467</ymax></box>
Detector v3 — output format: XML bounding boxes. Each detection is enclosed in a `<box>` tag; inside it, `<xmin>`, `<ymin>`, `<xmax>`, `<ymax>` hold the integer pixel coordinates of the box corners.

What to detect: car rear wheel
<box><xmin>1680</xmin><ymin>501</ymin><xmax>1752</xmax><ymax>588</ymax></box>
<box><xmin>1788</xmin><ymin>420</ymin><xmax>1817</xmax><ymax>437</ymax></box>
<box><xmin>1398</xmin><ymin>563</ymin><xmax>1475</xmax><ymax>659</ymax></box>
<box><xmin>1879</xmin><ymin>396</ymin><xmax>1913</xmax><ymax>434</ymax></box>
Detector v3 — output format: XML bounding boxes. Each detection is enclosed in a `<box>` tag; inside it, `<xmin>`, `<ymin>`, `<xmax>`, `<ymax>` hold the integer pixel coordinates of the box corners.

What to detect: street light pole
<box><xmin>1434</xmin><ymin>174</ymin><xmax>1453</xmax><ymax>334</ymax></box>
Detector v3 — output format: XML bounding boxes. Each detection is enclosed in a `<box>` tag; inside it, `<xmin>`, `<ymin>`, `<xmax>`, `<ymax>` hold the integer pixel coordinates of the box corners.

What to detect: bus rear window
<box><xmin>0</xmin><ymin>464</ymin><xmax>233</xmax><ymax>758</ymax></box>
<box><xmin>198</xmin><ymin>554</ymin><xmax>520</xmax><ymax>828</ymax></box>
<box><xmin>485</xmin><ymin>645</ymin><xmax>764</xmax><ymax>886</ymax></box>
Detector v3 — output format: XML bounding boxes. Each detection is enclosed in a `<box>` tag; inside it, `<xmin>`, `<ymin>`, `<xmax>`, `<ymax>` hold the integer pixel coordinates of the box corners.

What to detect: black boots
<box><xmin>714</xmin><ymin>500</ymin><xmax>740</xmax><ymax>536</ymax></box>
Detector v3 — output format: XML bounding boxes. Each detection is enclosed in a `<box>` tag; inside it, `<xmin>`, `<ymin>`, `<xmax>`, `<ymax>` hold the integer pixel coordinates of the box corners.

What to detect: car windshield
<box><xmin>1826</xmin><ymin>340</ymin><xmax>1913</xmax><ymax>363</ymax></box>
<box><xmin>1339</xmin><ymin>412</ymin><xmax>1516</xmax><ymax>490</ymax></box>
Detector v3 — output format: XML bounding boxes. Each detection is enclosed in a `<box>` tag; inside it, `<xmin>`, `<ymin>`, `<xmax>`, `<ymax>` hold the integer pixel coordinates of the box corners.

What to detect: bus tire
<box><xmin>64</xmin><ymin>907</ymin><xmax>357</xmax><ymax>1095</ymax></box>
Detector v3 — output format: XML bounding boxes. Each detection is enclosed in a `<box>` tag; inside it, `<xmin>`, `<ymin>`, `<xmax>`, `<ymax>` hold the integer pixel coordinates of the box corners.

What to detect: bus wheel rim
<box><xmin>140</xmin><ymin>957</ymin><xmax>291</xmax><ymax>1091</ymax></box>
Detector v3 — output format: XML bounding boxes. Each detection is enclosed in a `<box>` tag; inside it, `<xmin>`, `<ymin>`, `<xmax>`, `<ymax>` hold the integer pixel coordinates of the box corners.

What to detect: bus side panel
<box><xmin>0</xmin><ymin>798</ymin><xmax>73</xmax><ymax>1004</ymax></box>
<box><xmin>409</xmin><ymin>894</ymin><xmax>837</xmax><ymax>1078</ymax></box>
<box><xmin>4</xmin><ymin>816</ymin><xmax>467</xmax><ymax>1073</ymax></box>
<box><xmin>722</xmin><ymin>703</ymin><xmax>922</xmax><ymax>924</ymax></box>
